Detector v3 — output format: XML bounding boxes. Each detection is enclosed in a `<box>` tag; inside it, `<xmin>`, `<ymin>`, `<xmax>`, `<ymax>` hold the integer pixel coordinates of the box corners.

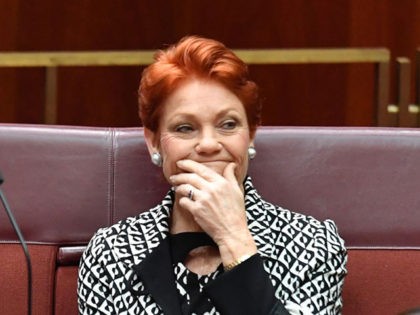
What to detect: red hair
<box><xmin>138</xmin><ymin>35</ymin><xmax>262</xmax><ymax>135</ymax></box>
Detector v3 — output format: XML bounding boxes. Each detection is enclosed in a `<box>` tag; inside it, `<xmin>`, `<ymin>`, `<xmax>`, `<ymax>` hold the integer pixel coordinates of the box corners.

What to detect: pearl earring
<box><xmin>151</xmin><ymin>152</ymin><xmax>162</xmax><ymax>167</ymax></box>
<box><xmin>248</xmin><ymin>146</ymin><xmax>257</xmax><ymax>160</ymax></box>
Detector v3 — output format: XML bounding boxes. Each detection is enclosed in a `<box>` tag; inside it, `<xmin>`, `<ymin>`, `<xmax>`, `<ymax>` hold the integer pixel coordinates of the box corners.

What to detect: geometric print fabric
<box><xmin>78</xmin><ymin>176</ymin><xmax>347</xmax><ymax>315</ymax></box>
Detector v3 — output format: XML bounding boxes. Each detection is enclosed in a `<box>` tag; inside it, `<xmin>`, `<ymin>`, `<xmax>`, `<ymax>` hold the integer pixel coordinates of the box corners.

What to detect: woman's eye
<box><xmin>221</xmin><ymin>120</ymin><xmax>237</xmax><ymax>130</ymax></box>
<box><xmin>175</xmin><ymin>125</ymin><xmax>193</xmax><ymax>133</ymax></box>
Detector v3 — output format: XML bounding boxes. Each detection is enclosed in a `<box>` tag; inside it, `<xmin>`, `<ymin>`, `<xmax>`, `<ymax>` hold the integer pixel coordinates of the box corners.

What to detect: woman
<box><xmin>78</xmin><ymin>36</ymin><xmax>347</xmax><ymax>315</ymax></box>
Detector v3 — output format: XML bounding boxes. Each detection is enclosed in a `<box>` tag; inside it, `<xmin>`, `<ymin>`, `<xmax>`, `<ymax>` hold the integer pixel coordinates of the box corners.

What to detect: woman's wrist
<box><xmin>223</xmin><ymin>253</ymin><xmax>255</xmax><ymax>271</ymax></box>
<box><xmin>218</xmin><ymin>231</ymin><xmax>258</xmax><ymax>270</ymax></box>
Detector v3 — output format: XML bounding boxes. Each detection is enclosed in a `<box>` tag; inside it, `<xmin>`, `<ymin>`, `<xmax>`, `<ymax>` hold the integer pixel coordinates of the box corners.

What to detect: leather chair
<box><xmin>1</xmin><ymin>124</ymin><xmax>419</xmax><ymax>314</ymax></box>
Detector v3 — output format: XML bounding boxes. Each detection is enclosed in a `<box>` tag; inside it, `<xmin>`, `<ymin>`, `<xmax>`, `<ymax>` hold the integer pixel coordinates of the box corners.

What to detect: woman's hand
<box><xmin>170</xmin><ymin>159</ymin><xmax>257</xmax><ymax>264</ymax></box>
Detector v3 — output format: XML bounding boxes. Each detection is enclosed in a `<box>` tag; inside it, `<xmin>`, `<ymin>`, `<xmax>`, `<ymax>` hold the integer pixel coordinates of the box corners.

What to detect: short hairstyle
<box><xmin>138</xmin><ymin>35</ymin><xmax>262</xmax><ymax>135</ymax></box>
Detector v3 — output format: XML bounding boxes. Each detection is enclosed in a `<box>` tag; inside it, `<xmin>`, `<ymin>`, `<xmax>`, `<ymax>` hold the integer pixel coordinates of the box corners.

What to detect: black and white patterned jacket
<box><xmin>78</xmin><ymin>176</ymin><xmax>347</xmax><ymax>315</ymax></box>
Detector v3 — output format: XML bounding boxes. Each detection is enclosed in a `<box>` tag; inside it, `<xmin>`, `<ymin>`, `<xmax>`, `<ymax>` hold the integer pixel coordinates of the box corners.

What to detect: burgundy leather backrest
<box><xmin>1</xmin><ymin>124</ymin><xmax>420</xmax><ymax>249</ymax></box>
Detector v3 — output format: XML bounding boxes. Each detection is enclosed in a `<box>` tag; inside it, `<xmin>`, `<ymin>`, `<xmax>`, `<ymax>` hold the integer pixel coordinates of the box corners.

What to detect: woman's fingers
<box><xmin>171</xmin><ymin>160</ymin><xmax>247</xmax><ymax>240</ymax></box>
<box><xmin>176</xmin><ymin>160</ymin><xmax>221</xmax><ymax>181</ymax></box>
<box><xmin>175</xmin><ymin>183</ymin><xmax>199</xmax><ymax>201</ymax></box>
<box><xmin>170</xmin><ymin>172</ymin><xmax>207</xmax><ymax>190</ymax></box>
<box><xmin>172</xmin><ymin>160</ymin><xmax>239</xmax><ymax>186</ymax></box>
<box><xmin>223</xmin><ymin>162</ymin><xmax>237</xmax><ymax>185</ymax></box>
<box><xmin>171</xmin><ymin>161</ymin><xmax>241</xmax><ymax>208</ymax></box>
<box><xmin>170</xmin><ymin>159</ymin><xmax>222</xmax><ymax>189</ymax></box>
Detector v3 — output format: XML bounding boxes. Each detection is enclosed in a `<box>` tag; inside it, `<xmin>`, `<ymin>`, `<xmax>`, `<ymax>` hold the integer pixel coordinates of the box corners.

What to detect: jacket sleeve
<box><xmin>204</xmin><ymin>254</ymin><xmax>290</xmax><ymax>315</ymax></box>
<box><xmin>204</xmin><ymin>219</ymin><xmax>347</xmax><ymax>315</ymax></box>
<box><xmin>284</xmin><ymin>220</ymin><xmax>348</xmax><ymax>315</ymax></box>
<box><xmin>77</xmin><ymin>229</ymin><xmax>116</xmax><ymax>315</ymax></box>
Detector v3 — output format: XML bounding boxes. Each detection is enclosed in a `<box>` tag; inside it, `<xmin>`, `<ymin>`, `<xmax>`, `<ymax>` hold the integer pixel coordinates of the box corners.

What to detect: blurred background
<box><xmin>0</xmin><ymin>0</ymin><xmax>419</xmax><ymax>127</ymax></box>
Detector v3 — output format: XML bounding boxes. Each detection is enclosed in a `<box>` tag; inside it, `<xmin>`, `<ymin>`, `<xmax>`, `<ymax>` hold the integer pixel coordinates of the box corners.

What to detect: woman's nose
<box><xmin>195</xmin><ymin>129</ymin><xmax>222</xmax><ymax>154</ymax></box>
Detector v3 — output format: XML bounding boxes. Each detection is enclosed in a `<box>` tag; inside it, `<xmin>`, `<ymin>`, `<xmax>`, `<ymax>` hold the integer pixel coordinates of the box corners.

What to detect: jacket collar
<box><xmin>132</xmin><ymin>237</ymin><xmax>183</xmax><ymax>315</ymax></box>
<box><xmin>114</xmin><ymin>189</ymin><xmax>182</xmax><ymax>314</ymax></box>
<box><xmin>243</xmin><ymin>176</ymin><xmax>275</xmax><ymax>259</ymax></box>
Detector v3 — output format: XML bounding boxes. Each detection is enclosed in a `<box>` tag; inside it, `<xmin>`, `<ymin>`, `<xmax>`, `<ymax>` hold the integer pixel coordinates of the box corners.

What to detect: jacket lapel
<box><xmin>132</xmin><ymin>237</ymin><xmax>183</xmax><ymax>315</ymax></box>
<box><xmin>244</xmin><ymin>176</ymin><xmax>275</xmax><ymax>260</ymax></box>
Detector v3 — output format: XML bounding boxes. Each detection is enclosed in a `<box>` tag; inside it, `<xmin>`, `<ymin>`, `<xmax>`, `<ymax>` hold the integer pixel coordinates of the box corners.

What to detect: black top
<box><xmin>169</xmin><ymin>232</ymin><xmax>219</xmax><ymax>314</ymax></box>
<box><xmin>168</xmin><ymin>232</ymin><xmax>288</xmax><ymax>315</ymax></box>
<box><xmin>169</xmin><ymin>232</ymin><xmax>216</xmax><ymax>264</ymax></box>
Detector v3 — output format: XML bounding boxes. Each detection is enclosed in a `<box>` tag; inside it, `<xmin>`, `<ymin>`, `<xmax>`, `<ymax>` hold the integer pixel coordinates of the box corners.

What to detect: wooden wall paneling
<box><xmin>344</xmin><ymin>64</ymin><xmax>376</xmax><ymax>127</ymax></box>
<box><xmin>417</xmin><ymin>50</ymin><xmax>420</xmax><ymax>107</ymax></box>
<box><xmin>345</xmin><ymin>59</ymin><xmax>394</xmax><ymax>128</ymax></box>
<box><xmin>251</xmin><ymin>64</ymin><xmax>348</xmax><ymax>126</ymax></box>
<box><xmin>14</xmin><ymin>69</ymin><xmax>45</xmax><ymax>124</ymax></box>
<box><xmin>0</xmin><ymin>2</ymin><xmax>18</xmax><ymax>123</ymax></box>
<box><xmin>375</xmin><ymin>61</ymin><xmax>395</xmax><ymax>127</ymax></box>
<box><xmin>0</xmin><ymin>67</ymin><xmax>53</xmax><ymax>124</ymax></box>
<box><xmin>396</xmin><ymin>57</ymin><xmax>417</xmax><ymax>128</ymax></box>
<box><xmin>0</xmin><ymin>0</ymin><xmax>355</xmax><ymax>127</ymax></box>
<box><xmin>1</xmin><ymin>1</ymin><xmax>419</xmax><ymax>127</ymax></box>
<box><xmin>348</xmin><ymin>0</ymin><xmax>420</xmax><ymax>113</ymax></box>
<box><xmin>0</xmin><ymin>69</ymin><xmax>17</xmax><ymax>123</ymax></box>
<box><xmin>0</xmin><ymin>68</ymin><xmax>45</xmax><ymax>124</ymax></box>
<box><xmin>415</xmin><ymin>49</ymin><xmax>420</xmax><ymax>127</ymax></box>
<box><xmin>0</xmin><ymin>48</ymin><xmax>389</xmax><ymax>127</ymax></box>
<box><xmin>57</xmin><ymin>66</ymin><xmax>143</xmax><ymax>127</ymax></box>
<box><xmin>168</xmin><ymin>0</ymin><xmax>352</xmax><ymax>128</ymax></box>
<box><xmin>0</xmin><ymin>1</ymin><xmax>18</xmax><ymax>51</ymax></box>
<box><xmin>237</xmin><ymin>48</ymin><xmax>384</xmax><ymax>127</ymax></box>
<box><xmin>45</xmin><ymin>67</ymin><xmax>57</xmax><ymax>125</ymax></box>
<box><xmin>347</xmin><ymin>1</ymin><xmax>390</xmax><ymax>127</ymax></box>
<box><xmin>0</xmin><ymin>0</ymin><xmax>175</xmax><ymax>127</ymax></box>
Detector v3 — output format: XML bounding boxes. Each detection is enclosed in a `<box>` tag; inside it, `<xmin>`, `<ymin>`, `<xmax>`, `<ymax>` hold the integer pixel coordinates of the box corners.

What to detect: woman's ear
<box><xmin>248</xmin><ymin>132</ymin><xmax>257</xmax><ymax>160</ymax></box>
<box><xmin>143</xmin><ymin>127</ymin><xmax>159</xmax><ymax>156</ymax></box>
<box><xmin>249</xmin><ymin>129</ymin><xmax>257</xmax><ymax>144</ymax></box>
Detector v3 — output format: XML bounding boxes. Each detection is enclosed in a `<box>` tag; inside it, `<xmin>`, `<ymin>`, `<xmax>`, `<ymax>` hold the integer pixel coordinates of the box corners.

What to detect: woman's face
<box><xmin>145</xmin><ymin>79</ymin><xmax>254</xmax><ymax>185</ymax></box>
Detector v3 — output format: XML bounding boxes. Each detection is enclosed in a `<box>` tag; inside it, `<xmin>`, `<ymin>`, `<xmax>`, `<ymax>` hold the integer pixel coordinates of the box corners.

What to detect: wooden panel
<box><xmin>252</xmin><ymin>64</ymin><xmax>348</xmax><ymax>126</ymax></box>
<box><xmin>344</xmin><ymin>64</ymin><xmax>376</xmax><ymax>126</ymax></box>
<box><xmin>0</xmin><ymin>0</ymin><xmax>419</xmax><ymax>127</ymax></box>
<box><xmin>0</xmin><ymin>0</ymin><xmax>351</xmax><ymax>127</ymax></box>
<box><xmin>0</xmin><ymin>48</ymin><xmax>388</xmax><ymax>126</ymax></box>
<box><xmin>396</xmin><ymin>57</ymin><xmax>417</xmax><ymax>127</ymax></box>
<box><xmin>0</xmin><ymin>68</ymin><xmax>44</xmax><ymax>124</ymax></box>
<box><xmin>417</xmin><ymin>49</ymin><xmax>420</xmax><ymax>106</ymax></box>
<box><xmin>57</xmin><ymin>66</ymin><xmax>142</xmax><ymax>127</ymax></box>
<box><xmin>348</xmin><ymin>0</ymin><xmax>420</xmax><ymax>118</ymax></box>
<box><xmin>0</xmin><ymin>69</ymin><xmax>17</xmax><ymax>123</ymax></box>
